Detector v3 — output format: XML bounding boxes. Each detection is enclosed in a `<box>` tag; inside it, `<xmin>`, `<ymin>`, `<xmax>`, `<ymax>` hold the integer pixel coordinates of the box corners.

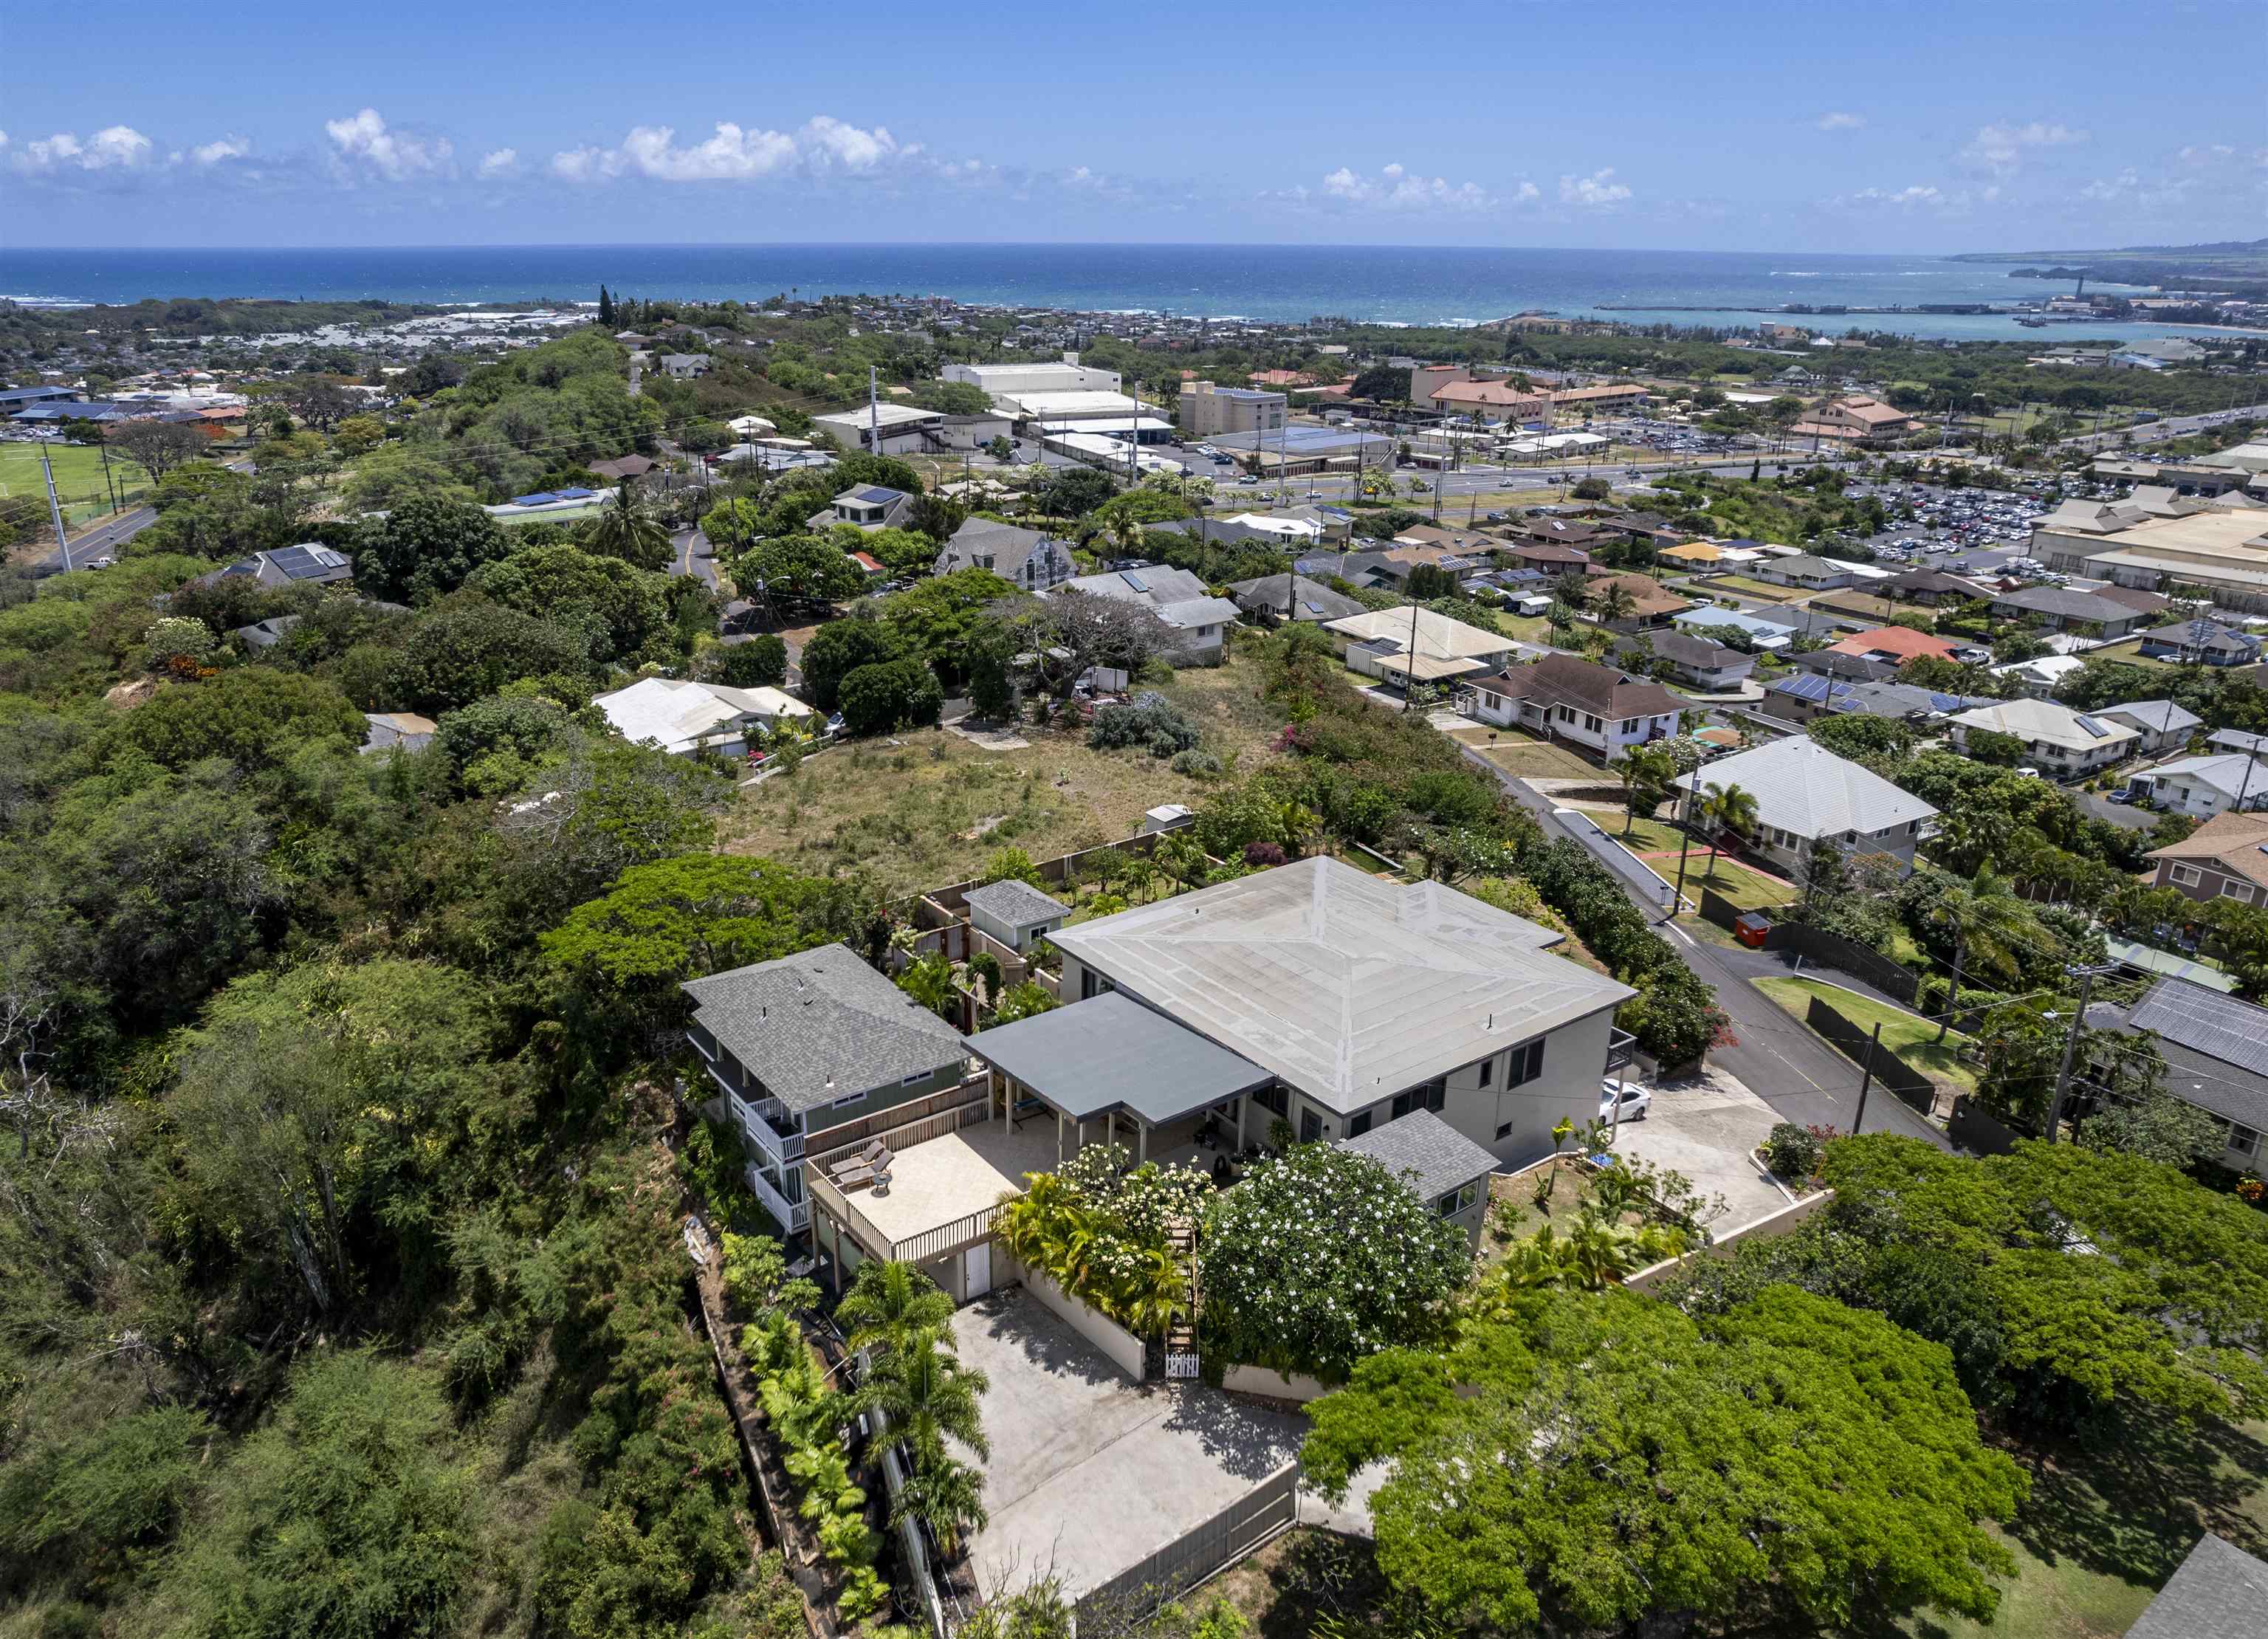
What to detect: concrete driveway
<box><xmin>952</xmin><ymin>1286</ymin><xmax>1305</xmax><ymax>1603</ymax></box>
<box><xmin>1612</xmin><ymin>1068</ymin><xmax>1793</xmax><ymax>1239</ymax></box>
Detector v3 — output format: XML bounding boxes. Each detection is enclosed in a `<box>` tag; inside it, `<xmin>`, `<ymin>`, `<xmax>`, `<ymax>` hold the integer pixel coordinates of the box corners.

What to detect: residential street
<box><xmin>1460</xmin><ymin>740</ymin><xmax>1951</xmax><ymax>1149</ymax></box>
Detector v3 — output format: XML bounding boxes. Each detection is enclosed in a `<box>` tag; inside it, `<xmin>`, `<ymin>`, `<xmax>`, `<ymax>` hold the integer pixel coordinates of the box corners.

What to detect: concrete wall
<box><xmin>1623</xmin><ymin>1187</ymin><xmax>1835</xmax><ymax>1293</ymax></box>
<box><xmin>1004</xmin><ymin>1255</ymin><xmax>1147</xmax><ymax>1383</ymax></box>
<box><xmin>1220</xmin><ymin>1364</ymin><xmax>1333</xmax><ymax>1403</ymax></box>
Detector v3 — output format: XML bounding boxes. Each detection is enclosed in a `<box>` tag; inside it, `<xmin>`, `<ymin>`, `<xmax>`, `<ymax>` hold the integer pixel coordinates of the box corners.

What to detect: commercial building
<box><xmin>1179</xmin><ymin>380</ymin><xmax>1288</xmax><ymax>439</ymax></box>
<box><xmin>941</xmin><ymin>356</ymin><xmax>1121</xmax><ymax>396</ymax></box>
<box><xmin>2031</xmin><ymin>502</ymin><xmax>2268</xmax><ymax>611</ymax></box>
<box><xmin>1787</xmin><ymin>395</ymin><xmax>1917</xmax><ymax>447</ymax></box>
<box><xmin>1671</xmin><ymin>735</ymin><xmax>1938</xmax><ymax>878</ymax></box>
<box><xmin>1427</xmin><ymin>379</ymin><xmax>1550</xmax><ymax>424</ymax></box>
<box><xmin>1550</xmin><ymin>382</ymin><xmax>1649</xmax><ymax>416</ymax></box>
<box><xmin>1209</xmin><ymin>423</ymin><xmax>1394</xmax><ymax>475</ymax></box>
<box><xmin>811</xmin><ymin>402</ymin><xmax>945</xmax><ymax>456</ymax></box>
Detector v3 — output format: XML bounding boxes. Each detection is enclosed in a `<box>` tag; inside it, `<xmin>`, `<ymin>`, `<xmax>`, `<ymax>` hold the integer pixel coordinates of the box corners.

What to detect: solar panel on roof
<box><xmin>1120</xmin><ymin>571</ymin><xmax>1149</xmax><ymax>592</ymax></box>
<box><xmin>853</xmin><ymin>485</ymin><xmax>901</xmax><ymax>504</ymax></box>
<box><xmin>2074</xmin><ymin>715</ymin><xmax>2111</xmax><ymax>739</ymax></box>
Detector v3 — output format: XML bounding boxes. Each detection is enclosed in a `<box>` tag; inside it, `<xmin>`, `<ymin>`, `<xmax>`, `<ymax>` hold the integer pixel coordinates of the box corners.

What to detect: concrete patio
<box><xmin>952</xmin><ymin>1285</ymin><xmax>1306</xmax><ymax>1604</ymax></box>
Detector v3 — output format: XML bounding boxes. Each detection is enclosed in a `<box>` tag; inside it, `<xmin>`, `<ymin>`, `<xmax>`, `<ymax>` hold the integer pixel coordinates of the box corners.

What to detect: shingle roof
<box><xmin>963</xmin><ymin>879</ymin><xmax>1068</xmax><ymax>930</ymax></box>
<box><xmin>2145</xmin><ymin>808</ymin><xmax>2268</xmax><ymax>891</ymax></box>
<box><xmin>1338</xmin><ymin>1109</ymin><xmax>1499</xmax><ymax>1204</ymax></box>
<box><xmin>2101</xmin><ymin>699</ymin><xmax>2202</xmax><ymax>736</ymax></box>
<box><xmin>1226</xmin><ymin>574</ymin><xmax>1366</xmax><ymax>622</ymax></box>
<box><xmin>1048</xmin><ymin>858</ymin><xmax>1632</xmax><ymax>1115</ymax></box>
<box><xmin>683</xmin><ymin>944</ymin><xmax>968</xmax><ymax>1112</ymax></box>
<box><xmin>2126</xmin><ymin>1534</ymin><xmax>2268</xmax><ymax>1639</ymax></box>
<box><xmin>1993</xmin><ymin>585</ymin><xmax>2142</xmax><ymax>623</ymax></box>
<box><xmin>1673</xmin><ymin>735</ymin><xmax>1937</xmax><ymax>841</ymax></box>
<box><xmin>1471</xmin><ymin>653</ymin><xmax>1684</xmax><ymax>720</ymax></box>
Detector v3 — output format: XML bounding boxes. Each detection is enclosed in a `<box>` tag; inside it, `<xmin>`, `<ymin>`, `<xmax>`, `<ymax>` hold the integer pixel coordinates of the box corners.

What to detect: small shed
<box><xmin>1141</xmin><ymin>803</ymin><xmax>1195</xmax><ymax>834</ymax></box>
<box><xmin>963</xmin><ymin>879</ymin><xmax>1070</xmax><ymax>955</ymax></box>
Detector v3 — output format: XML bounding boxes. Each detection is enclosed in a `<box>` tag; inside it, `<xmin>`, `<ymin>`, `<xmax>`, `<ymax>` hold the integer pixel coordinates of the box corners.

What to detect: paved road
<box><xmin>672</xmin><ymin>525</ymin><xmax>719</xmax><ymax>588</ymax></box>
<box><xmin>33</xmin><ymin>456</ymin><xmax>255</xmax><ymax>573</ymax></box>
<box><xmin>1460</xmin><ymin>740</ymin><xmax>1949</xmax><ymax>1148</ymax></box>
<box><xmin>2056</xmin><ymin>401</ymin><xmax>2268</xmax><ymax>453</ymax></box>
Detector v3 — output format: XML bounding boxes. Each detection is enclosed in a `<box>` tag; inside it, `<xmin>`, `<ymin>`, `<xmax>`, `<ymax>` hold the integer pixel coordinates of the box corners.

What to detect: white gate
<box><xmin>963</xmin><ymin>1240</ymin><xmax>994</xmax><ymax>1299</ymax></box>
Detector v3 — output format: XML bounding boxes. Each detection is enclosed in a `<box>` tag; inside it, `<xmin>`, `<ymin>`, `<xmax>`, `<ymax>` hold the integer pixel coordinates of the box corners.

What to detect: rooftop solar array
<box><xmin>2130</xmin><ymin>980</ymin><xmax>2268</xmax><ymax>1077</ymax></box>
<box><xmin>853</xmin><ymin>485</ymin><xmax>904</xmax><ymax>504</ymax></box>
<box><xmin>2075</xmin><ymin>715</ymin><xmax>2113</xmax><ymax>740</ymax></box>
<box><xmin>267</xmin><ymin>544</ymin><xmax>348</xmax><ymax>580</ymax></box>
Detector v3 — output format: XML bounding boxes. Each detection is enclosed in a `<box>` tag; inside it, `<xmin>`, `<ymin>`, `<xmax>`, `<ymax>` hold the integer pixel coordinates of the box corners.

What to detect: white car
<box><xmin>1601</xmin><ymin>1079</ymin><xmax>1652</xmax><ymax>1122</ymax></box>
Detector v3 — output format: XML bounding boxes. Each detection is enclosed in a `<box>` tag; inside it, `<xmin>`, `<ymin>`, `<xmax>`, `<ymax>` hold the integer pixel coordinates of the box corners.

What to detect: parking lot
<box><xmin>1612</xmin><ymin>1068</ymin><xmax>1792</xmax><ymax>1240</ymax></box>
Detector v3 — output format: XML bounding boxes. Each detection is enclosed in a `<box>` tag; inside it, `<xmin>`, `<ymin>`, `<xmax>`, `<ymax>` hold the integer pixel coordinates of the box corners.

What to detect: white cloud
<box><xmin>1845</xmin><ymin>184</ymin><xmax>1943</xmax><ymax>207</ymax></box>
<box><xmin>325</xmin><ymin>107</ymin><xmax>452</xmax><ymax>179</ymax></box>
<box><xmin>1316</xmin><ymin>161</ymin><xmax>1508</xmax><ymax>213</ymax></box>
<box><xmin>1559</xmin><ymin>168</ymin><xmax>1631</xmax><ymax>207</ymax></box>
<box><xmin>2176</xmin><ymin>143</ymin><xmax>2236</xmax><ymax>166</ymax></box>
<box><xmin>551</xmin><ymin>117</ymin><xmax>918</xmax><ymax>184</ymax></box>
<box><xmin>1815</xmin><ymin>111</ymin><xmax>1866</xmax><ymax>131</ymax></box>
<box><xmin>478</xmin><ymin>147</ymin><xmax>518</xmax><ymax>178</ymax></box>
<box><xmin>1960</xmin><ymin>120</ymin><xmax>2087</xmax><ymax>174</ymax></box>
<box><xmin>0</xmin><ymin>131</ymin><xmax>10</xmax><ymax>150</ymax></box>
<box><xmin>12</xmin><ymin>125</ymin><xmax>154</xmax><ymax>173</ymax></box>
<box><xmin>187</xmin><ymin>135</ymin><xmax>251</xmax><ymax>166</ymax></box>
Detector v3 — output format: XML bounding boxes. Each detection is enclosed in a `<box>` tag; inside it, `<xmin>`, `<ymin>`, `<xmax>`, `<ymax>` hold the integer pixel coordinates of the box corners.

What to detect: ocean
<box><xmin>0</xmin><ymin>243</ymin><xmax>2247</xmax><ymax>344</ymax></box>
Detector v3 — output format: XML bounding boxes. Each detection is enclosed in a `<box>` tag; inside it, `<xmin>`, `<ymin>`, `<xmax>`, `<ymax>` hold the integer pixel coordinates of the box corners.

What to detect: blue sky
<box><xmin>4</xmin><ymin>0</ymin><xmax>2261</xmax><ymax>251</ymax></box>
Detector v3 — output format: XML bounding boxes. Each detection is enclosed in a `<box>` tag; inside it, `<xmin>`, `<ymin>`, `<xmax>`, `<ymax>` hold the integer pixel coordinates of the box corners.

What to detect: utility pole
<box><xmin>2044</xmin><ymin>963</ymin><xmax>2117</xmax><ymax>1144</ymax></box>
<box><xmin>1666</xmin><ymin>771</ymin><xmax>1701</xmax><ymax>923</ymax></box>
<box><xmin>1402</xmin><ymin>594</ymin><xmax>1421</xmax><ymax>715</ymax></box>
<box><xmin>867</xmin><ymin>364</ymin><xmax>879</xmax><ymax>460</ymax></box>
<box><xmin>38</xmin><ymin>448</ymin><xmax>70</xmax><ymax>569</ymax></box>
<box><xmin>1852</xmin><ymin>1022</ymin><xmax>1884</xmax><ymax>1134</ymax></box>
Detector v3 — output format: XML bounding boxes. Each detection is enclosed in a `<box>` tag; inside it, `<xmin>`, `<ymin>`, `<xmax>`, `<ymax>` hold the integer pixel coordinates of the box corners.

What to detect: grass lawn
<box><xmin>1701</xmin><ymin>574</ymin><xmax>1804</xmax><ymax>602</ymax></box>
<box><xmin>1686</xmin><ymin>856</ymin><xmax>1798</xmax><ymax>913</ymax></box>
<box><xmin>1444</xmin><ymin>723</ymin><xmax>1603</xmax><ymax>781</ymax></box>
<box><xmin>719</xmin><ymin>658</ymin><xmax>1282</xmax><ymax>896</ymax></box>
<box><xmin>1754</xmin><ymin>975</ymin><xmax>1977</xmax><ymax>1093</ymax></box>
<box><xmin>2083</xmin><ymin>637</ymin><xmax>2181</xmax><ymax>671</ymax></box>
<box><xmin>0</xmin><ymin>441</ymin><xmax>153</xmax><ymax>529</ymax></box>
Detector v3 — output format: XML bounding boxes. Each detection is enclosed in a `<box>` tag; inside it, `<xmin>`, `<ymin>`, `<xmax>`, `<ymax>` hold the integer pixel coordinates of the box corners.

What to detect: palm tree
<box><xmin>585</xmin><ymin>479</ymin><xmax>674</xmax><ymax>569</ymax></box>
<box><xmin>836</xmin><ymin>1261</ymin><xmax>955</xmax><ymax>1367</ymax></box>
<box><xmin>1277</xmin><ymin>802</ymin><xmax>1321</xmax><ymax>859</ymax></box>
<box><xmin>1699</xmin><ymin>782</ymin><xmax>1759</xmax><ymax>879</ymax></box>
<box><xmin>894</xmin><ymin>1452</ymin><xmax>989</xmax><ymax>1556</ymax></box>
<box><xmin>1927</xmin><ymin>860</ymin><xmax>2030</xmax><ymax>1042</ymax></box>
<box><xmin>1155</xmin><ymin>835</ymin><xmax>1206</xmax><ymax>891</ymax></box>
<box><xmin>854</xmin><ymin>1341</ymin><xmax>991</xmax><ymax>1464</ymax></box>
<box><xmin>1617</xmin><ymin>744</ymin><xmax>1676</xmax><ymax>838</ymax></box>
<box><xmin>895</xmin><ymin>952</ymin><xmax>960</xmax><ymax>1022</ymax></box>
<box><xmin>1597</xmin><ymin>583</ymin><xmax>1638</xmax><ymax>626</ymax></box>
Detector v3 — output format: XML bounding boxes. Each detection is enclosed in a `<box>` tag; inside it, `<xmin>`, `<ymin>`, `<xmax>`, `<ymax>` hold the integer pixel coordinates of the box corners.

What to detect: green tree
<box><xmin>1925</xmin><ymin>860</ymin><xmax>2032</xmax><ymax>1041</ymax></box>
<box><xmin>582</xmin><ymin>480</ymin><xmax>673</xmax><ymax>570</ymax></box>
<box><xmin>1616</xmin><ymin>742</ymin><xmax>1676</xmax><ymax>837</ymax></box>
<box><xmin>835</xmin><ymin>1260</ymin><xmax>955</xmax><ymax>1367</ymax></box>
<box><xmin>354</xmin><ymin>492</ymin><xmax>510</xmax><ymax>603</ymax></box>
<box><xmin>1698</xmin><ymin>780</ymin><xmax>1758</xmax><ymax>874</ymax></box>
<box><xmin>850</xmin><ymin>1341</ymin><xmax>990</xmax><ymax>1465</ymax></box>
<box><xmin>800</xmin><ymin>616</ymin><xmax>903</xmax><ymax>712</ymax></box>
<box><xmin>707</xmin><ymin>634</ymin><xmax>788</xmax><ymax>687</ymax></box>
<box><xmin>114</xmin><ymin>667</ymin><xmax>366</xmax><ymax>771</ymax></box>
<box><xmin>1303</xmin><ymin>1288</ymin><xmax>2024</xmax><ymax>1635</ymax></box>
<box><xmin>464</xmin><ymin>542</ymin><xmax>670</xmax><ymax>663</ymax></box>
<box><xmin>385</xmin><ymin>599</ymin><xmax>592</xmax><ymax>713</ymax></box>
<box><xmin>838</xmin><ymin>657</ymin><xmax>944</xmax><ymax>735</ymax></box>
<box><xmin>152</xmin><ymin>1350</ymin><xmax>477</xmax><ymax>1639</ymax></box>
<box><xmin>2075</xmin><ymin>1093</ymin><xmax>2227</xmax><ymax>1169</ymax></box>
<box><xmin>743</xmin><ymin>534</ymin><xmax>865</xmax><ymax>608</ymax></box>
<box><xmin>1040</xmin><ymin>465</ymin><xmax>1116</xmax><ymax>518</ymax></box>
<box><xmin>1350</xmin><ymin>365</ymin><xmax>1409</xmax><ymax>403</ymax></box>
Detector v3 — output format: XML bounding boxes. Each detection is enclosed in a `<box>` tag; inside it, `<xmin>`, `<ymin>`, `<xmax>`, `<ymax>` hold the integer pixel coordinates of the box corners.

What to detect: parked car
<box><xmin>1601</xmin><ymin>1079</ymin><xmax>1651</xmax><ymax>1122</ymax></box>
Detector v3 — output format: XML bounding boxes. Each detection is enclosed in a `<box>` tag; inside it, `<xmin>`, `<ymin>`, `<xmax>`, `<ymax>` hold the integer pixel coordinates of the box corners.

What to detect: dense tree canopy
<box><xmin>354</xmin><ymin>492</ymin><xmax>511</xmax><ymax>604</ymax></box>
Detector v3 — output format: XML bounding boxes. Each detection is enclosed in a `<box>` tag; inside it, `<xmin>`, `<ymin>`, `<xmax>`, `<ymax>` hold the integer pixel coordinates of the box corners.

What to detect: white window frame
<box><xmin>2169</xmin><ymin>864</ymin><xmax>2203</xmax><ymax>886</ymax></box>
<box><xmin>901</xmin><ymin>1070</ymin><xmax>929</xmax><ymax>1087</ymax></box>
<box><xmin>2231</xmin><ymin>1123</ymin><xmax>2261</xmax><ymax>1158</ymax></box>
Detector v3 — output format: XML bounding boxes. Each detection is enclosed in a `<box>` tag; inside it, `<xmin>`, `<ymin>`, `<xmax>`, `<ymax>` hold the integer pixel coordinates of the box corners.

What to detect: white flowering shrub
<box><xmin>1201</xmin><ymin>1144</ymin><xmax>1468</xmax><ymax>1379</ymax></box>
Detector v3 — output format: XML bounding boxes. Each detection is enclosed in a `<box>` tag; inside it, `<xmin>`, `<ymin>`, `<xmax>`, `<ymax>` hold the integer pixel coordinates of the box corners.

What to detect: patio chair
<box><xmin>833</xmin><ymin>1162</ymin><xmax>876</xmax><ymax>1190</ymax></box>
<box><xmin>859</xmin><ymin>1140</ymin><xmax>889</xmax><ymax>1168</ymax></box>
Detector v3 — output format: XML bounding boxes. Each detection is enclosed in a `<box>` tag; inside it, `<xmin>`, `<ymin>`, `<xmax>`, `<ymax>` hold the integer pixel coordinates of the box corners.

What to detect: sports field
<box><xmin>0</xmin><ymin>442</ymin><xmax>153</xmax><ymax>526</ymax></box>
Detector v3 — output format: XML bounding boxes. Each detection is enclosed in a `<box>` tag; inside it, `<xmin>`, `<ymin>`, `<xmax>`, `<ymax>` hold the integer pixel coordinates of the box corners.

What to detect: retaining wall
<box><xmin>1219</xmin><ymin>1364</ymin><xmax>1334</xmax><ymax>1404</ymax></box>
<box><xmin>1623</xmin><ymin>1188</ymin><xmax>1837</xmax><ymax>1293</ymax></box>
<box><xmin>1002</xmin><ymin>1255</ymin><xmax>1147</xmax><ymax>1383</ymax></box>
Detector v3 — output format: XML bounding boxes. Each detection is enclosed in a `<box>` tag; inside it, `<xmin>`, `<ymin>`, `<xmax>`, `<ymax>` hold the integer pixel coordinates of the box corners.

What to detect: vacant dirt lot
<box><xmin>720</xmin><ymin>658</ymin><xmax>1284</xmax><ymax>895</ymax></box>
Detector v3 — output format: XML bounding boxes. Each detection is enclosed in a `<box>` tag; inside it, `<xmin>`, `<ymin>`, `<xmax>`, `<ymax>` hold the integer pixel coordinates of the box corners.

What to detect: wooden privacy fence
<box><xmin>1697</xmin><ymin>886</ymin><xmax>1792</xmax><ymax>932</ymax></box>
<box><xmin>1804</xmin><ymin>994</ymin><xmax>1937</xmax><ymax>1115</ymax></box>
<box><xmin>1702</xmin><ymin>892</ymin><xmax>1928</xmax><ymax>1009</ymax></box>
<box><xmin>1077</xmin><ymin>1464</ymin><xmax>1300</xmax><ymax>1623</ymax></box>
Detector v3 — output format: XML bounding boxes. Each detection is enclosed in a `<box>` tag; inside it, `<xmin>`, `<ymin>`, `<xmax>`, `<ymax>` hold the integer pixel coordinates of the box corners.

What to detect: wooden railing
<box><xmin>805</xmin><ymin>1073</ymin><xmax>987</xmax><ymax>1159</ymax></box>
<box><xmin>808</xmin><ymin>1167</ymin><xmax>1011</xmax><ymax>1266</ymax></box>
<box><xmin>810</xmin><ymin>1093</ymin><xmax>993</xmax><ymax>1178</ymax></box>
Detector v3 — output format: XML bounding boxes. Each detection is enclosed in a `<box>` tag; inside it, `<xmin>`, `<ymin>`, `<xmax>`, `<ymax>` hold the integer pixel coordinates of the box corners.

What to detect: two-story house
<box><xmin>684</xmin><ymin>944</ymin><xmax>975</xmax><ymax>1237</ymax></box>
<box><xmin>1464</xmin><ymin>653</ymin><xmax>1683</xmax><ymax>763</ymax></box>
<box><xmin>2146</xmin><ymin>810</ymin><xmax>2268</xmax><ymax>908</ymax></box>
<box><xmin>1672</xmin><ymin>735</ymin><xmax>1938</xmax><ymax>879</ymax></box>
<box><xmin>809</xmin><ymin>484</ymin><xmax>921</xmax><ymax>533</ymax></box>
<box><xmin>933</xmin><ymin>518</ymin><xmax>1078</xmax><ymax>589</ymax></box>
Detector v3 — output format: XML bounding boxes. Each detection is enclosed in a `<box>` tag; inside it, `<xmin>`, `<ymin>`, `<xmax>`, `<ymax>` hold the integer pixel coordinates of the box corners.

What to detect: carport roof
<box><xmin>965</xmin><ymin>992</ymin><xmax>1276</xmax><ymax>1124</ymax></box>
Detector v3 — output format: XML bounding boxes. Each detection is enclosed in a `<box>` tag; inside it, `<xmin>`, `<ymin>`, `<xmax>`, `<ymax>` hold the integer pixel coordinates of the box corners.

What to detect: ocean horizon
<box><xmin>0</xmin><ymin>242</ymin><xmax>2242</xmax><ymax>344</ymax></box>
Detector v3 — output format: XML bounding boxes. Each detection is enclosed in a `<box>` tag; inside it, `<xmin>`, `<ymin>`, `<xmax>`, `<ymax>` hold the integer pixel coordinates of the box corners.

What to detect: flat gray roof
<box><xmin>1338</xmin><ymin>1109</ymin><xmax>1498</xmax><ymax>1204</ymax></box>
<box><xmin>1048</xmin><ymin>857</ymin><xmax>1632</xmax><ymax>1116</ymax></box>
<box><xmin>963</xmin><ymin>879</ymin><xmax>1068</xmax><ymax>930</ymax></box>
<box><xmin>964</xmin><ymin>992</ymin><xmax>1275</xmax><ymax>1124</ymax></box>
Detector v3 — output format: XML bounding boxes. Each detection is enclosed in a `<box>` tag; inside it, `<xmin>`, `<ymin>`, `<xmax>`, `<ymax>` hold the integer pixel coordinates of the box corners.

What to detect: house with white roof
<box><xmin>1673</xmin><ymin>735</ymin><xmax>1939</xmax><ymax>879</ymax></box>
<box><xmin>594</xmin><ymin>677</ymin><xmax>815</xmax><ymax>757</ymax></box>
<box><xmin>1322</xmin><ymin>606</ymin><xmax>1516</xmax><ymax>687</ymax></box>
<box><xmin>2097</xmin><ymin>699</ymin><xmax>2202</xmax><ymax>755</ymax></box>
<box><xmin>1948</xmin><ymin>697</ymin><xmax>2140</xmax><ymax>779</ymax></box>
<box><xmin>2126</xmin><ymin>754</ymin><xmax>2268</xmax><ymax>820</ymax></box>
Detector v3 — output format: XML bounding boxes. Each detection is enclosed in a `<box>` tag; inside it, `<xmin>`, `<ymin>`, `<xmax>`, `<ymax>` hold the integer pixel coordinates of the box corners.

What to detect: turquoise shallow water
<box><xmin>0</xmin><ymin>242</ymin><xmax>2245</xmax><ymax>343</ymax></box>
